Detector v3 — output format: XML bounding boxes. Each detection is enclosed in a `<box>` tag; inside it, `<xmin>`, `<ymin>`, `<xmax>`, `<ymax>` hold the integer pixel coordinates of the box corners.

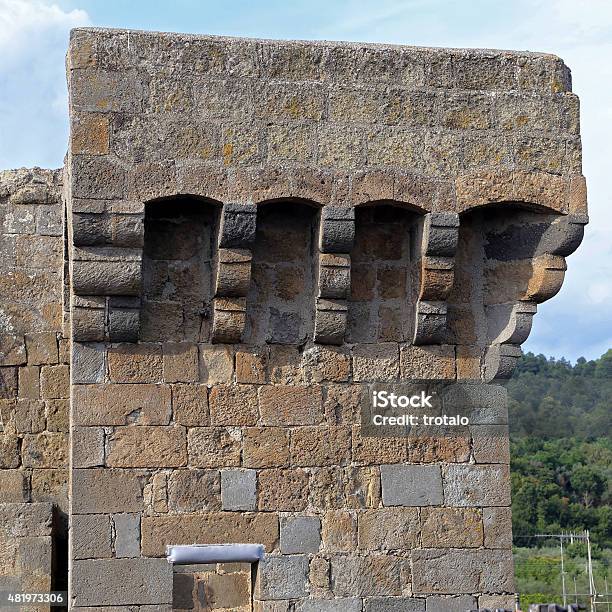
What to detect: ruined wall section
<box><xmin>0</xmin><ymin>168</ymin><xmax>68</xmax><ymax>594</ymax></box>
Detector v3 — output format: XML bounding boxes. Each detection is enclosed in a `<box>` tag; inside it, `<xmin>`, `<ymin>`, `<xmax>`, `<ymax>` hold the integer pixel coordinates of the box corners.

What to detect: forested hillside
<box><xmin>508</xmin><ymin>351</ymin><xmax>611</xmax><ymax>549</ymax></box>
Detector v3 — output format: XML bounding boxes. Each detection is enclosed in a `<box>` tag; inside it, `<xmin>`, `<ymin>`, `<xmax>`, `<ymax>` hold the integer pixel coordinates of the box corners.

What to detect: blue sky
<box><xmin>1</xmin><ymin>0</ymin><xmax>611</xmax><ymax>362</ymax></box>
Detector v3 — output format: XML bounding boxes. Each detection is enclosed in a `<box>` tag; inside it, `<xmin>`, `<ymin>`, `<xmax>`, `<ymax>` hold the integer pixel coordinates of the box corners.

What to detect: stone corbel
<box><xmin>212</xmin><ymin>203</ymin><xmax>257</xmax><ymax>343</ymax></box>
<box><xmin>483</xmin><ymin>212</ymin><xmax>588</xmax><ymax>380</ymax></box>
<box><xmin>71</xmin><ymin>247</ymin><xmax>142</xmax><ymax>343</ymax></box>
<box><xmin>413</xmin><ymin>212</ymin><xmax>459</xmax><ymax>345</ymax></box>
<box><xmin>314</xmin><ymin>207</ymin><xmax>354</xmax><ymax>345</ymax></box>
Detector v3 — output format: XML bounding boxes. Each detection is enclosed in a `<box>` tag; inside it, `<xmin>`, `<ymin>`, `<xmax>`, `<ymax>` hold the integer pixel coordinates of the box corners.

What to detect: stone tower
<box><xmin>0</xmin><ymin>27</ymin><xmax>587</xmax><ymax>611</ymax></box>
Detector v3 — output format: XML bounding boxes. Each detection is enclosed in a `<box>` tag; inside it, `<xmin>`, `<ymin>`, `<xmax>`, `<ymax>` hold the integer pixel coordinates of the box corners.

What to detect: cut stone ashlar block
<box><xmin>380</xmin><ymin>464</ymin><xmax>443</xmax><ymax>506</ymax></box>
<box><xmin>218</xmin><ymin>203</ymin><xmax>257</xmax><ymax>248</ymax></box>
<box><xmin>255</xmin><ymin>554</ymin><xmax>309</xmax><ymax>600</ymax></box>
<box><xmin>297</xmin><ymin>599</ymin><xmax>363</xmax><ymax>612</ymax></box>
<box><xmin>212</xmin><ymin>297</ymin><xmax>247</xmax><ymax>343</ymax></box>
<box><xmin>320</xmin><ymin>206</ymin><xmax>355</xmax><ymax>253</ymax></box>
<box><xmin>216</xmin><ymin>248</ymin><xmax>253</xmax><ymax>296</ymax></box>
<box><xmin>318</xmin><ymin>253</ymin><xmax>351</xmax><ymax>299</ymax></box>
<box><xmin>72</xmin><ymin>259</ymin><xmax>142</xmax><ymax>296</ymax></box>
<box><xmin>71</xmin><ymin>558</ymin><xmax>173</xmax><ymax>607</ymax></box>
<box><xmin>314</xmin><ymin>299</ymin><xmax>348</xmax><ymax>345</ymax></box>
<box><xmin>221</xmin><ymin>468</ymin><xmax>257</xmax><ymax>511</ymax></box>
<box><xmin>442</xmin><ymin>464</ymin><xmax>511</xmax><ymax>507</ymax></box>
<box><xmin>280</xmin><ymin>516</ymin><xmax>321</xmax><ymax>554</ymax></box>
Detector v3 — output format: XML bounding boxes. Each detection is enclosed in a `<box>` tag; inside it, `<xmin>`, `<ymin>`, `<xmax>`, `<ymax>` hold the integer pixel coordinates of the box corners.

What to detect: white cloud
<box><xmin>0</xmin><ymin>0</ymin><xmax>89</xmax><ymax>169</ymax></box>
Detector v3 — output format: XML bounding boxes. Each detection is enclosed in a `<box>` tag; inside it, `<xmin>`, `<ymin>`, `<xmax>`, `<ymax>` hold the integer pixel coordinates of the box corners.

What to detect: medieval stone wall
<box><xmin>0</xmin><ymin>168</ymin><xmax>68</xmax><ymax>597</ymax></box>
<box><xmin>0</xmin><ymin>27</ymin><xmax>588</xmax><ymax>611</ymax></box>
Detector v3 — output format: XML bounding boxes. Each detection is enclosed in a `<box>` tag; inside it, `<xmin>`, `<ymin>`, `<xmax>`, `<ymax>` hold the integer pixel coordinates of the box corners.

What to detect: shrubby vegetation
<box><xmin>509</xmin><ymin>351</ymin><xmax>611</xmax><ymax>600</ymax></box>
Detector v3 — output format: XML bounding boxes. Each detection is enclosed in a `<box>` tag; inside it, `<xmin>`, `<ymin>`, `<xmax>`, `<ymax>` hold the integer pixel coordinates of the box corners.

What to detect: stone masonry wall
<box><xmin>62</xmin><ymin>29</ymin><xmax>587</xmax><ymax>611</ymax></box>
<box><xmin>0</xmin><ymin>168</ymin><xmax>68</xmax><ymax>597</ymax></box>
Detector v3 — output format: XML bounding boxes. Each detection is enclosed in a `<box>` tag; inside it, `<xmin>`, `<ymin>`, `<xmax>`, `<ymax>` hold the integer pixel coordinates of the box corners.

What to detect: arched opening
<box><xmin>348</xmin><ymin>202</ymin><xmax>422</xmax><ymax>343</ymax></box>
<box><xmin>244</xmin><ymin>200</ymin><xmax>319</xmax><ymax>345</ymax></box>
<box><xmin>141</xmin><ymin>196</ymin><xmax>221</xmax><ymax>342</ymax></box>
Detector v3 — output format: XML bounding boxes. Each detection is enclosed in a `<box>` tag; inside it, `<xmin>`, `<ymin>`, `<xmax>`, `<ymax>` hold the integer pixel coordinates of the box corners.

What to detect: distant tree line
<box><xmin>508</xmin><ymin>351</ymin><xmax>611</xmax><ymax>550</ymax></box>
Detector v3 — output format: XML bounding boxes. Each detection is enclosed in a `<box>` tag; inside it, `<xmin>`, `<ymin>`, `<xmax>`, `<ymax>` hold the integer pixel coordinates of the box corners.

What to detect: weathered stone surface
<box><xmin>168</xmin><ymin>469</ymin><xmax>221</xmax><ymax>512</ymax></box>
<box><xmin>162</xmin><ymin>342</ymin><xmax>199</xmax><ymax>382</ymax></box>
<box><xmin>108</xmin><ymin>344</ymin><xmax>163</xmax><ymax>383</ymax></box>
<box><xmin>381</xmin><ymin>464</ymin><xmax>443</xmax><ymax>506</ymax></box>
<box><xmin>358</xmin><ymin>508</ymin><xmax>420</xmax><ymax>550</ymax></box>
<box><xmin>290</xmin><ymin>426</ymin><xmax>351</xmax><ymax>466</ymax></box>
<box><xmin>221</xmin><ymin>468</ymin><xmax>257</xmax><ymax>511</ymax></box>
<box><xmin>188</xmin><ymin>427</ymin><xmax>242</xmax><ymax>467</ymax></box>
<box><xmin>73</xmin><ymin>384</ymin><xmax>171</xmax><ymax>426</ymax></box>
<box><xmin>364</xmin><ymin>598</ymin><xmax>425</xmax><ymax>612</ymax></box>
<box><xmin>259</xmin><ymin>385</ymin><xmax>323</xmax><ymax>425</ymax></box>
<box><xmin>72</xmin><ymin>558</ymin><xmax>173</xmax><ymax>606</ymax></box>
<box><xmin>280</xmin><ymin>516</ymin><xmax>321</xmax><ymax>554</ymax></box>
<box><xmin>483</xmin><ymin>506</ymin><xmax>513</xmax><ymax>548</ymax></box>
<box><xmin>172</xmin><ymin>383</ymin><xmax>209</xmax><ymax>426</ymax></box>
<box><xmin>298</xmin><ymin>599</ymin><xmax>363</xmax><ymax>612</ymax></box>
<box><xmin>420</xmin><ymin>508</ymin><xmax>483</xmax><ymax>547</ymax></box>
<box><xmin>72</xmin><ymin>514</ymin><xmax>112</xmax><ymax>559</ymax></box>
<box><xmin>330</xmin><ymin>555</ymin><xmax>406</xmax><ymax>597</ymax></box>
<box><xmin>200</xmin><ymin>345</ymin><xmax>234</xmax><ymax>384</ymax></box>
<box><xmin>442</xmin><ymin>464</ymin><xmax>511</xmax><ymax>506</ymax></box>
<box><xmin>210</xmin><ymin>384</ymin><xmax>259</xmax><ymax>426</ymax></box>
<box><xmin>72</xmin><ymin>426</ymin><xmax>105</xmax><ymax>467</ymax></box>
<box><xmin>302</xmin><ymin>345</ymin><xmax>350</xmax><ymax>383</ymax></box>
<box><xmin>141</xmin><ymin>512</ymin><xmax>279</xmax><ymax>556</ymax></box>
<box><xmin>22</xmin><ymin>432</ymin><xmax>68</xmax><ymax>468</ymax></box>
<box><xmin>425</xmin><ymin>596</ymin><xmax>476</xmax><ymax>612</ymax></box>
<box><xmin>72</xmin><ymin>469</ymin><xmax>143</xmax><ymax>514</ymax></box>
<box><xmin>113</xmin><ymin>513</ymin><xmax>141</xmax><ymax>558</ymax></box>
<box><xmin>72</xmin><ymin>343</ymin><xmax>105</xmax><ymax>384</ymax></box>
<box><xmin>258</xmin><ymin>468</ymin><xmax>309</xmax><ymax>511</ymax></box>
<box><xmin>256</xmin><ymin>555</ymin><xmax>309</xmax><ymax>600</ymax></box>
<box><xmin>400</xmin><ymin>345</ymin><xmax>456</xmax><ymax>379</ymax></box>
<box><xmin>243</xmin><ymin>427</ymin><xmax>290</xmax><ymax>468</ymax></box>
<box><xmin>106</xmin><ymin>426</ymin><xmax>187</xmax><ymax>467</ymax></box>
<box><xmin>236</xmin><ymin>348</ymin><xmax>267</xmax><ymax>383</ymax></box>
<box><xmin>352</xmin><ymin>343</ymin><xmax>399</xmax><ymax>381</ymax></box>
<box><xmin>322</xmin><ymin>510</ymin><xmax>357</xmax><ymax>552</ymax></box>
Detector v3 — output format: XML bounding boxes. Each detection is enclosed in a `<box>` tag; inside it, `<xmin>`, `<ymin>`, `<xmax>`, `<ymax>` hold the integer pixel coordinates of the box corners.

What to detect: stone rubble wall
<box><xmin>0</xmin><ymin>169</ymin><xmax>68</xmax><ymax>598</ymax></box>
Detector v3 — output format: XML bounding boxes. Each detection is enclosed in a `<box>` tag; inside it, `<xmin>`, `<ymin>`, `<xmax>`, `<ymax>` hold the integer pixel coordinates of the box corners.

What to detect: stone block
<box><xmin>162</xmin><ymin>342</ymin><xmax>199</xmax><ymax>383</ymax></box>
<box><xmin>108</xmin><ymin>344</ymin><xmax>162</xmax><ymax>383</ymax></box>
<box><xmin>107</xmin><ymin>425</ymin><xmax>187</xmax><ymax>467</ymax></box>
<box><xmin>320</xmin><ymin>206</ymin><xmax>356</xmax><ymax>253</ymax></box>
<box><xmin>352</xmin><ymin>343</ymin><xmax>399</xmax><ymax>382</ymax></box>
<box><xmin>72</xmin><ymin>260</ymin><xmax>141</xmax><ymax>296</ymax></box>
<box><xmin>258</xmin><ymin>468</ymin><xmax>309</xmax><ymax>511</ymax></box>
<box><xmin>352</xmin><ymin>427</ymin><xmax>407</xmax><ymax>465</ymax></box>
<box><xmin>25</xmin><ymin>333</ymin><xmax>58</xmax><ymax>365</ymax></box>
<box><xmin>73</xmin><ymin>384</ymin><xmax>172</xmax><ymax>426</ymax></box>
<box><xmin>72</xmin><ymin>426</ymin><xmax>105</xmax><ymax>467</ymax></box>
<box><xmin>323</xmin><ymin>384</ymin><xmax>364</xmax><ymax>425</ymax></box>
<box><xmin>12</xmin><ymin>398</ymin><xmax>42</xmax><ymax>441</ymax></box>
<box><xmin>31</xmin><ymin>467</ymin><xmax>68</xmax><ymax>511</ymax></box>
<box><xmin>141</xmin><ymin>512</ymin><xmax>279</xmax><ymax>556</ymax></box>
<box><xmin>72</xmin><ymin>469</ymin><xmax>143</xmax><ymax>514</ymax></box>
<box><xmin>72</xmin><ymin>558</ymin><xmax>173</xmax><ymax>607</ymax></box>
<box><xmin>108</xmin><ymin>307</ymin><xmax>140</xmax><ymax>342</ymax></box>
<box><xmin>380</xmin><ymin>464</ymin><xmax>442</xmax><ymax>506</ymax></box>
<box><xmin>72</xmin><ymin>306</ymin><xmax>105</xmax><ymax>342</ymax></box>
<box><xmin>22</xmin><ymin>432</ymin><xmax>68</xmax><ymax>468</ymax></box>
<box><xmin>72</xmin><ymin>514</ymin><xmax>112</xmax><ymax>559</ymax></box>
<box><xmin>301</xmin><ymin>346</ymin><xmax>350</xmax><ymax>383</ymax></box>
<box><xmin>412</xmin><ymin>549</ymin><xmax>479</xmax><ymax>594</ymax></box>
<box><xmin>0</xmin><ymin>335</ymin><xmax>26</xmax><ymax>367</ymax></box>
<box><xmin>400</xmin><ymin>345</ymin><xmax>456</xmax><ymax>379</ymax></box>
<box><xmin>443</xmin><ymin>464</ymin><xmax>511</xmax><ymax>506</ymax></box>
<box><xmin>113</xmin><ymin>513</ymin><xmax>140</xmax><ymax>558</ymax></box>
<box><xmin>71</xmin><ymin>112</ymin><xmax>110</xmax><ymax>155</ymax></box>
<box><xmin>236</xmin><ymin>348</ymin><xmax>267</xmax><ymax>384</ymax></box>
<box><xmin>218</xmin><ymin>203</ymin><xmax>257</xmax><ymax>248</ymax></box>
<box><xmin>18</xmin><ymin>366</ymin><xmax>40</xmax><ymax>399</ymax></box>
<box><xmin>425</xmin><ymin>596</ymin><xmax>476</xmax><ymax>612</ymax></box>
<box><xmin>0</xmin><ymin>433</ymin><xmax>19</xmax><ymax>468</ymax></box>
<box><xmin>168</xmin><ymin>469</ymin><xmax>221</xmax><ymax>512</ymax></box>
<box><xmin>243</xmin><ymin>427</ymin><xmax>290</xmax><ymax>468</ymax></box>
<box><xmin>46</xmin><ymin>398</ymin><xmax>69</xmax><ymax>432</ymax></box>
<box><xmin>483</xmin><ymin>506</ymin><xmax>513</xmax><ymax>548</ymax></box>
<box><xmin>199</xmin><ymin>344</ymin><xmax>234</xmax><ymax>384</ymax></box>
<box><xmin>209</xmin><ymin>384</ymin><xmax>259</xmax><ymax>426</ymax></box>
<box><xmin>221</xmin><ymin>468</ymin><xmax>257</xmax><ymax>511</ymax></box>
<box><xmin>330</xmin><ymin>555</ymin><xmax>406</xmax><ymax>597</ymax></box>
<box><xmin>364</xmin><ymin>598</ymin><xmax>425</xmax><ymax>612</ymax></box>
<box><xmin>0</xmin><ymin>470</ymin><xmax>28</xmax><ymax>502</ymax></box>
<box><xmin>259</xmin><ymin>385</ymin><xmax>323</xmax><ymax>426</ymax></box>
<box><xmin>290</xmin><ymin>426</ymin><xmax>351</xmax><ymax>466</ymax></box>
<box><xmin>0</xmin><ymin>367</ymin><xmax>18</xmax><ymax>400</ymax></box>
<box><xmin>420</xmin><ymin>507</ymin><xmax>483</xmax><ymax>547</ymax></box>
<box><xmin>322</xmin><ymin>510</ymin><xmax>357</xmax><ymax>551</ymax></box>
<box><xmin>298</xmin><ymin>599</ymin><xmax>363</xmax><ymax>612</ymax></box>
<box><xmin>267</xmin><ymin>345</ymin><xmax>303</xmax><ymax>384</ymax></box>
<box><xmin>72</xmin><ymin>343</ymin><xmax>106</xmax><ymax>384</ymax></box>
<box><xmin>280</xmin><ymin>516</ymin><xmax>321</xmax><ymax>554</ymax></box>
<box><xmin>172</xmin><ymin>383</ymin><xmax>209</xmax><ymax>426</ymax></box>
<box><xmin>0</xmin><ymin>501</ymin><xmax>53</xmax><ymax>536</ymax></box>
<box><xmin>188</xmin><ymin>427</ymin><xmax>241</xmax><ymax>467</ymax></box>
<box><xmin>358</xmin><ymin>508</ymin><xmax>420</xmax><ymax>550</ymax></box>
<box><xmin>256</xmin><ymin>555</ymin><xmax>309</xmax><ymax>600</ymax></box>
<box><xmin>345</xmin><ymin>466</ymin><xmax>381</xmax><ymax>509</ymax></box>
